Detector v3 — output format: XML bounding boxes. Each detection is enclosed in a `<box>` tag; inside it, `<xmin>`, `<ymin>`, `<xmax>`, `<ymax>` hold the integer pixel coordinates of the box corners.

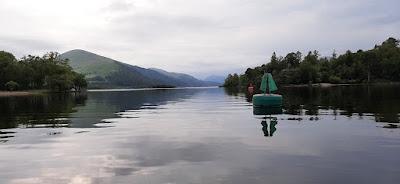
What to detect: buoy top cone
<box><xmin>252</xmin><ymin>73</ymin><xmax>282</xmax><ymax>107</ymax></box>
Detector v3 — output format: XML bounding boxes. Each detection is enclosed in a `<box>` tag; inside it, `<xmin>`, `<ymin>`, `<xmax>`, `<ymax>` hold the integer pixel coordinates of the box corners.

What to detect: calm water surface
<box><xmin>0</xmin><ymin>86</ymin><xmax>399</xmax><ymax>184</ymax></box>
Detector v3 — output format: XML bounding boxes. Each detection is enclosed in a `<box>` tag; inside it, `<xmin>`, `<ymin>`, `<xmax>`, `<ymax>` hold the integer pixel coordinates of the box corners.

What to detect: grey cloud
<box><xmin>0</xmin><ymin>0</ymin><xmax>399</xmax><ymax>78</ymax></box>
<box><xmin>104</xmin><ymin>166</ymin><xmax>140</xmax><ymax>176</ymax></box>
<box><xmin>107</xmin><ymin>12</ymin><xmax>226</xmax><ymax>43</ymax></box>
<box><xmin>0</xmin><ymin>37</ymin><xmax>60</xmax><ymax>57</ymax></box>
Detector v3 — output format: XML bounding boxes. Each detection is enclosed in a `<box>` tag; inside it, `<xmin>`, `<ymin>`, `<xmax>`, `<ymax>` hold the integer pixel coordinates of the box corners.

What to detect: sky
<box><xmin>0</xmin><ymin>0</ymin><xmax>399</xmax><ymax>79</ymax></box>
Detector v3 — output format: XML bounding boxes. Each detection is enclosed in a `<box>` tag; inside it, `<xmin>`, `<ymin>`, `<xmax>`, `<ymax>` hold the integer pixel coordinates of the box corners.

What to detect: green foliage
<box><xmin>73</xmin><ymin>73</ymin><xmax>88</xmax><ymax>91</ymax></box>
<box><xmin>223</xmin><ymin>73</ymin><xmax>240</xmax><ymax>87</ymax></box>
<box><xmin>224</xmin><ymin>37</ymin><xmax>400</xmax><ymax>87</ymax></box>
<box><xmin>0</xmin><ymin>51</ymin><xmax>17</xmax><ymax>87</ymax></box>
<box><xmin>0</xmin><ymin>51</ymin><xmax>87</xmax><ymax>92</ymax></box>
<box><xmin>5</xmin><ymin>81</ymin><xmax>19</xmax><ymax>91</ymax></box>
<box><xmin>328</xmin><ymin>76</ymin><xmax>342</xmax><ymax>84</ymax></box>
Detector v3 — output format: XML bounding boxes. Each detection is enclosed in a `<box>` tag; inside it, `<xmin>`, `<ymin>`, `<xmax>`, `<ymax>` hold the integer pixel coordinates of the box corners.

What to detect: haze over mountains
<box><xmin>60</xmin><ymin>49</ymin><xmax>220</xmax><ymax>88</ymax></box>
<box><xmin>204</xmin><ymin>75</ymin><xmax>226</xmax><ymax>84</ymax></box>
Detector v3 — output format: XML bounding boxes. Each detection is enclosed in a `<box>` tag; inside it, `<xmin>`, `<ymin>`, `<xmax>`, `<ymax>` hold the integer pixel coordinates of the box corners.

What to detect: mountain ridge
<box><xmin>60</xmin><ymin>49</ymin><xmax>218</xmax><ymax>88</ymax></box>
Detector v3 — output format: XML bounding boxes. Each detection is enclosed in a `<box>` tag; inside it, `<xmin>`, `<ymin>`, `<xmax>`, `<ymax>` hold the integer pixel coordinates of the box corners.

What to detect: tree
<box><xmin>271</xmin><ymin>52</ymin><xmax>278</xmax><ymax>64</ymax></box>
<box><xmin>0</xmin><ymin>51</ymin><xmax>17</xmax><ymax>88</ymax></box>
<box><xmin>223</xmin><ymin>73</ymin><xmax>240</xmax><ymax>87</ymax></box>
<box><xmin>284</xmin><ymin>52</ymin><xmax>301</xmax><ymax>68</ymax></box>
<box><xmin>73</xmin><ymin>73</ymin><xmax>87</xmax><ymax>91</ymax></box>
<box><xmin>5</xmin><ymin>81</ymin><xmax>19</xmax><ymax>91</ymax></box>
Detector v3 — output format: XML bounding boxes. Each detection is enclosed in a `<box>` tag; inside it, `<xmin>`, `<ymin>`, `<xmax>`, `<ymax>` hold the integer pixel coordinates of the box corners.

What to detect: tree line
<box><xmin>224</xmin><ymin>37</ymin><xmax>400</xmax><ymax>88</ymax></box>
<box><xmin>0</xmin><ymin>51</ymin><xmax>87</xmax><ymax>91</ymax></box>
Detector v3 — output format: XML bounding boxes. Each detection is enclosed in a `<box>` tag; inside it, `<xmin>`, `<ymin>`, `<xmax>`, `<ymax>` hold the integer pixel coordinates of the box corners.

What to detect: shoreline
<box><xmin>0</xmin><ymin>90</ymin><xmax>49</xmax><ymax>97</ymax></box>
<box><xmin>281</xmin><ymin>82</ymin><xmax>400</xmax><ymax>88</ymax></box>
<box><xmin>88</xmin><ymin>86</ymin><xmax>219</xmax><ymax>92</ymax></box>
<box><xmin>0</xmin><ymin>87</ymin><xmax>219</xmax><ymax>96</ymax></box>
<box><xmin>281</xmin><ymin>83</ymin><xmax>353</xmax><ymax>88</ymax></box>
<box><xmin>224</xmin><ymin>82</ymin><xmax>400</xmax><ymax>89</ymax></box>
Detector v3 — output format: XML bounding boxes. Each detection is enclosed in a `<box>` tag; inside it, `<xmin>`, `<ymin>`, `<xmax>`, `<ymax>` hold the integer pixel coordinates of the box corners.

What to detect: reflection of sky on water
<box><xmin>0</xmin><ymin>87</ymin><xmax>400</xmax><ymax>184</ymax></box>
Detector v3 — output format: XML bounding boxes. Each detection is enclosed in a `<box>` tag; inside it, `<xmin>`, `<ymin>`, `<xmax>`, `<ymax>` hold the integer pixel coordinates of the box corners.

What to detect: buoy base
<box><xmin>252</xmin><ymin>94</ymin><xmax>282</xmax><ymax>108</ymax></box>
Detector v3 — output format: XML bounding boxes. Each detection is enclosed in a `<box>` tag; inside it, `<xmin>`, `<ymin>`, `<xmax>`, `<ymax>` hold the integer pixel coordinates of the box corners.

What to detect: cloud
<box><xmin>0</xmin><ymin>0</ymin><xmax>399</xmax><ymax>78</ymax></box>
<box><xmin>0</xmin><ymin>37</ymin><xmax>61</xmax><ymax>57</ymax></box>
<box><xmin>103</xmin><ymin>0</ymin><xmax>135</xmax><ymax>12</ymax></box>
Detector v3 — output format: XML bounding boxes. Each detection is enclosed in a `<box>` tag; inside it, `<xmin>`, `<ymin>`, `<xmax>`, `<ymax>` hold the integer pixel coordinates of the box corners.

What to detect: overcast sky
<box><xmin>0</xmin><ymin>0</ymin><xmax>399</xmax><ymax>78</ymax></box>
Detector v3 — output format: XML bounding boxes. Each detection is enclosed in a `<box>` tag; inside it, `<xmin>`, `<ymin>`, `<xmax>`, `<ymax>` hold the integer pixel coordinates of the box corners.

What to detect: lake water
<box><xmin>0</xmin><ymin>86</ymin><xmax>399</xmax><ymax>184</ymax></box>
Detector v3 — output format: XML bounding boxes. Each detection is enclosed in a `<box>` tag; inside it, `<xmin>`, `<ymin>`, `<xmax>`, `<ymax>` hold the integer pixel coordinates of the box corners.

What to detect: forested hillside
<box><xmin>224</xmin><ymin>37</ymin><xmax>400</xmax><ymax>88</ymax></box>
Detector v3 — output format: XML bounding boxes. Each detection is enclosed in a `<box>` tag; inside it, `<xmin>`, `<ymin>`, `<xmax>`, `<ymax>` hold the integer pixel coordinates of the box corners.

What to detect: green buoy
<box><xmin>252</xmin><ymin>73</ymin><xmax>283</xmax><ymax>107</ymax></box>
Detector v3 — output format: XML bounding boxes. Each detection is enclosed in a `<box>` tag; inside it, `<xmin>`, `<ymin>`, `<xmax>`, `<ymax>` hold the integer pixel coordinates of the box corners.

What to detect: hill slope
<box><xmin>60</xmin><ymin>49</ymin><xmax>120</xmax><ymax>78</ymax></box>
<box><xmin>149</xmin><ymin>68</ymin><xmax>218</xmax><ymax>87</ymax></box>
<box><xmin>60</xmin><ymin>49</ymin><xmax>217</xmax><ymax>88</ymax></box>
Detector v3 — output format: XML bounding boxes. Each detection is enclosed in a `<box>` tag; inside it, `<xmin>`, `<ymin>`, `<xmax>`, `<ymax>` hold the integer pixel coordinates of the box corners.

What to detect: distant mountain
<box><xmin>204</xmin><ymin>75</ymin><xmax>225</xmax><ymax>84</ymax></box>
<box><xmin>149</xmin><ymin>68</ymin><xmax>218</xmax><ymax>87</ymax></box>
<box><xmin>60</xmin><ymin>49</ymin><xmax>218</xmax><ymax>88</ymax></box>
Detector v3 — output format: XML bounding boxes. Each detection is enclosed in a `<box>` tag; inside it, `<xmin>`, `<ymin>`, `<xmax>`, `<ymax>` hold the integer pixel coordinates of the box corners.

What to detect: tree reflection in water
<box><xmin>226</xmin><ymin>85</ymin><xmax>400</xmax><ymax>124</ymax></box>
